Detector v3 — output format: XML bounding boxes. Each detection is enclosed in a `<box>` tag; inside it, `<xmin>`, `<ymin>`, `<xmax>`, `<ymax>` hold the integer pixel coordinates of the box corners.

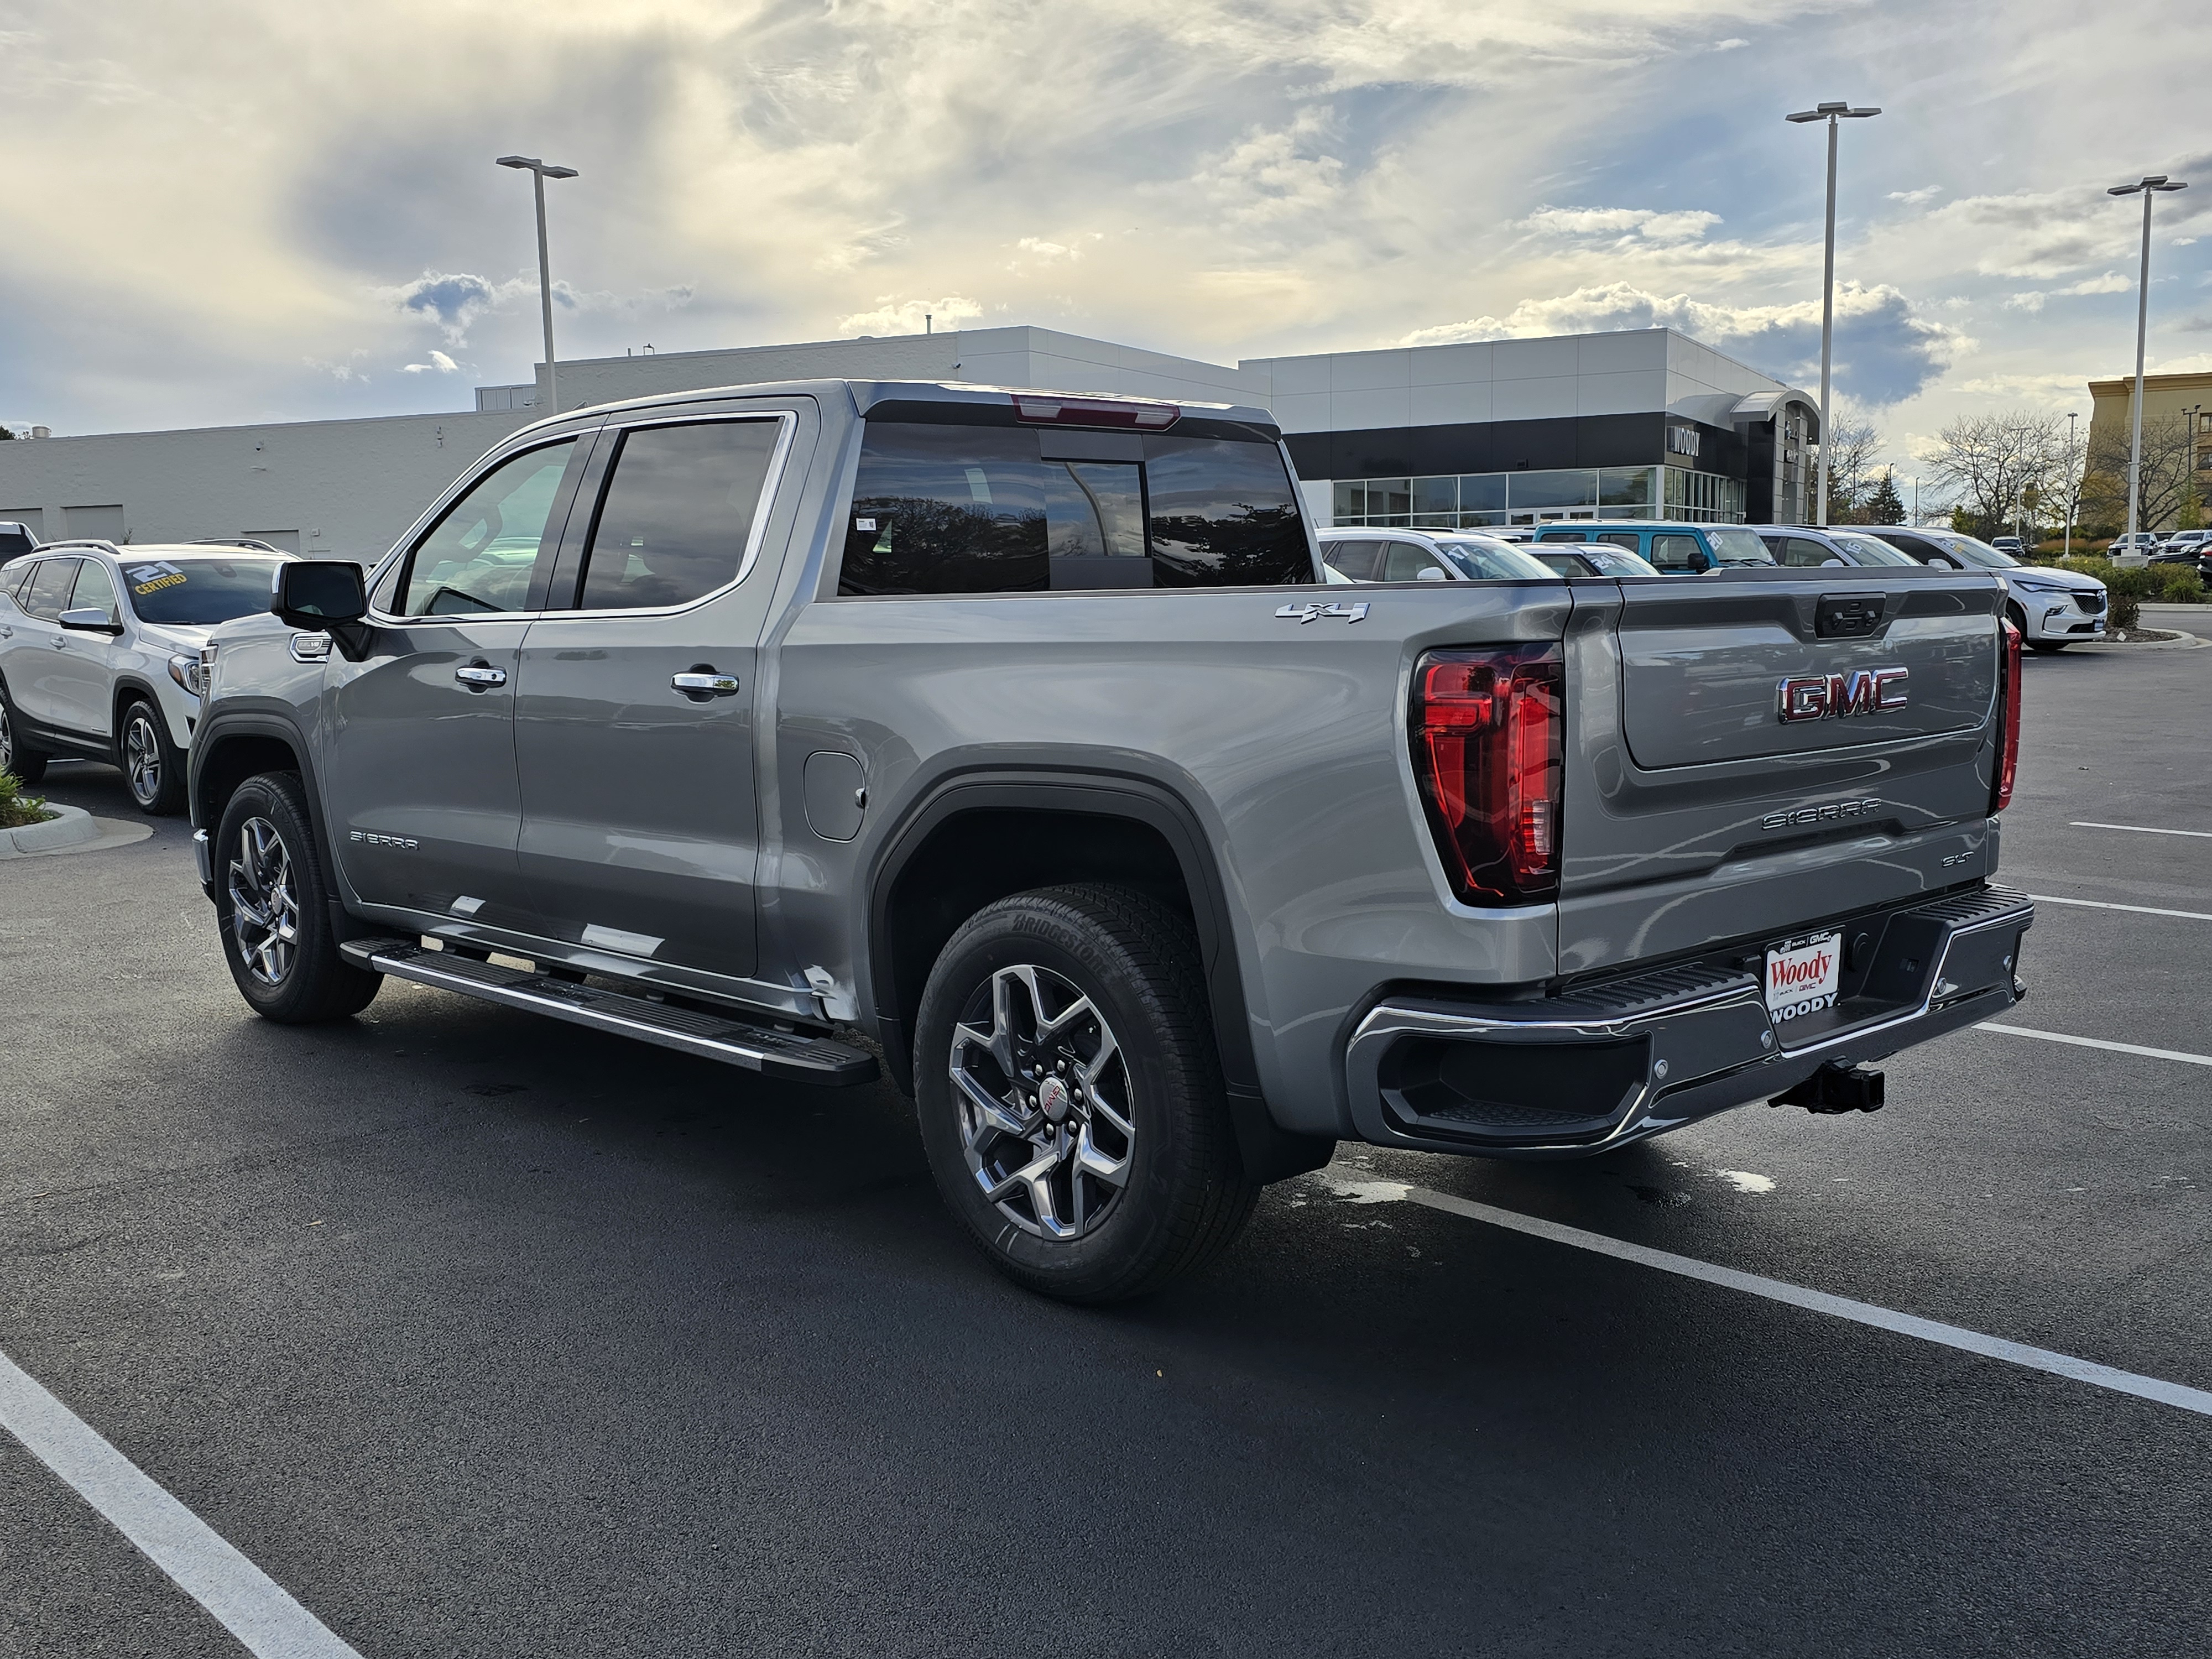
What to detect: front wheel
<box><xmin>213</xmin><ymin>771</ymin><xmax>380</xmax><ymax>1023</ymax></box>
<box><xmin>119</xmin><ymin>698</ymin><xmax>187</xmax><ymax>815</ymax></box>
<box><xmin>915</xmin><ymin>884</ymin><xmax>1259</xmax><ymax>1303</ymax></box>
<box><xmin>2028</xmin><ymin>640</ymin><xmax>2067</xmax><ymax>654</ymax></box>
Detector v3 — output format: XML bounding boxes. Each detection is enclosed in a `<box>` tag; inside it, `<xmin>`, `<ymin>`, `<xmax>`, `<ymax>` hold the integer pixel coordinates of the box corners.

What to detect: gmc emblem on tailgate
<box><xmin>1776</xmin><ymin>667</ymin><xmax>1908</xmax><ymax>723</ymax></box>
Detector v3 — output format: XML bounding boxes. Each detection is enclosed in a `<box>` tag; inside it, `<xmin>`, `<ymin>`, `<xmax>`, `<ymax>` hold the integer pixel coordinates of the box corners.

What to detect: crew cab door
<box><xmin>509</xmin><ymin>400</ymin><xmax>808</xmax><ymax>979</ymax></box>
<box><xmin>324</xmin><ymin>434</ymin><xmax>593</xmax><ymax>914</ymax></box>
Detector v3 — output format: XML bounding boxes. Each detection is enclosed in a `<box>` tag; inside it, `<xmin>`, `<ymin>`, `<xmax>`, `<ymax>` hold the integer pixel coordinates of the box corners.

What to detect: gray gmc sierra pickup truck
<box><xmin>189</xmin><ymin>379</ymin><xmax>2033</xmax><ymax>1301</ymax></box>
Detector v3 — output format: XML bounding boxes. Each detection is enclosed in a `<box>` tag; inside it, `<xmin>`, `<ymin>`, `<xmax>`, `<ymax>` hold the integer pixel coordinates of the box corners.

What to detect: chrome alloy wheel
<box><xmin>123</xmin><ymin>708</ymin><xmax>162</xmax><ymax>806</ymax></box>
<box><xmin>0</xmin><ymin>702</ymin><xmax>14</xmax><ymax>775</ymax></box>
<box><xmin>227</xmin><ymin>817</ymin><xmax>299</xmax><ymax>985</ymax></box>
<box><xmin>949</xmin><ymin>964</ymin><xmax>1135</xmax><ymax>1240</ymax></box>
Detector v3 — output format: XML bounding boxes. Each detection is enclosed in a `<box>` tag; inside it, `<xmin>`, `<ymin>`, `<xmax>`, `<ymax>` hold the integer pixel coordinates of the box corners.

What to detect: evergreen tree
<box><xmin>1866</xmin><ymin>469</ymin><xmax>1905</xmax><ymax>525</ymax></box>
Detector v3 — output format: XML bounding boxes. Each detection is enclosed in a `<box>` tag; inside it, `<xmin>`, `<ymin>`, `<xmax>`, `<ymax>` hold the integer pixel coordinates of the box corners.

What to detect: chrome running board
<box><xmin>340</xmin><ymin>938</ymin><xmax>878</xmax><ymax>1086</ymax></box>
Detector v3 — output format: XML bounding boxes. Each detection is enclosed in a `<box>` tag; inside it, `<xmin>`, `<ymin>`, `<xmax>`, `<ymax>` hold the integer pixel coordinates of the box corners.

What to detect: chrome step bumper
<box><xmin>340</xmin><ymin>938</ymin><xmax>879</xmax><ymax>1087</ymax></box>
<box><xmin>1344</xmin><ymin>884</ymin><xmax>2036</xmax><ymax>1157</ymax></box>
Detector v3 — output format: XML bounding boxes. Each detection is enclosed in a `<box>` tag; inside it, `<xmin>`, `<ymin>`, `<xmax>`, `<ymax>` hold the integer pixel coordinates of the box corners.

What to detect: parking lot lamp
<box><xmin>2107</xmin><ymin>175</ymin><xmax>2188</xmax><ymax>545</ymax></box>
<box><xmin>2064</xmin><ymin>412</ymin><xmax>2078</xmax><ymax>559</ymax></box>
<box><xmin>496</xmin><ymin>155</ymin><xmax>581</xmax><ymax>411</ymax></box>
<box><xmin>1787</xmin><ymin>101</ymin><xmax>1881</xmax><ymax>526</ymax></box>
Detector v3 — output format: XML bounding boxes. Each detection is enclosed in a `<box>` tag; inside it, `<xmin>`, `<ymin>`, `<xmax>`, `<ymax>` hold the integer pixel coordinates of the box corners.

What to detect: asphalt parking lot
<box><xmin>4</xmin><ymin>635</ymin><xmax>2210</xmax><ymax>1658</ymax></box>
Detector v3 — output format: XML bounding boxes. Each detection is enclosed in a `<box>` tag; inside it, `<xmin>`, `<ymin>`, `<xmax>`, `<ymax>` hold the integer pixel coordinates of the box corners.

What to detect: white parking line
<box><xmin>1322</xmin><ymin>1177</ymin><xmax>2212</xmax><ymax>1419</ymax></box>
<box><xmin>0</xmin><ymin>1348</ymin><xmax>362</xmax><ymax>1659</ymax></box>
<box><xmin>2027</xmin><ymin>894</ymin><xmax>2212</xmax><ymax>922</ymax></box>
<box><xmin>2071</xmin><ymin>821</ymin><xmax>2212</xmax><ymax>839</ymax></box>
<box><xmin>1979</xmin><ymin>1023</ymin><xmax>2212</xmax><ymax>1068</ymax></box>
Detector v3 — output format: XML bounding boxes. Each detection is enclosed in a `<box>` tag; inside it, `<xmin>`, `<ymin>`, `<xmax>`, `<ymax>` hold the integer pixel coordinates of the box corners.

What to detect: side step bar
<box><xmin>340</xmin><ymin>938</ymin><xmax>879</xmax><ymax>1087</ymax></box>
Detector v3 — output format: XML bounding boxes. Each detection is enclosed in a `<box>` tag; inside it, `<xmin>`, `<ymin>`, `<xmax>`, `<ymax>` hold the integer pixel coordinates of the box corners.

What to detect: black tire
<box><xmin>118</xmin><ymin>697</ymin><xmax>187</xmax><ymax>816</ymax></box>
<box><xmin>213</xmin><ymin>771</ymin><xmax>381</xmax><ymax>1023</ymax></box>
<box><xmin>915</xmin><ymin>883</ymin><xmax>1259</xmax><ymax>1303</ymax></box>
<box><xmin>2028</xmin><ymin>640</ymin><xmax>2066</xmax><ymax>654</ymax></box>
<box><xmin>0</xmin><ymin>684</ymin><xmax>48</xmax><ymax>784</ymax></box>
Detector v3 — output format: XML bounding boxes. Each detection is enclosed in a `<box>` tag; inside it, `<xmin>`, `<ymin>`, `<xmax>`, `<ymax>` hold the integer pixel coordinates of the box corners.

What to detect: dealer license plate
<box><xmin>1765</xmin><ymin>931</ymin><xmax>1842</xmax><ymax>1022</ymax></box>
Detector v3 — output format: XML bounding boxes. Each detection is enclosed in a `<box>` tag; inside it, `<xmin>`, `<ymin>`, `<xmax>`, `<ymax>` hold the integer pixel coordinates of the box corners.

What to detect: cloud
<box><xmin>401</xmin><ymin>349</ymin><xmax>460</xmax><ymax>374</ymax></box>
<box><xmin>834</xmin><ymin>295</ymin><xmax>984</xmax><ymax>336</ymax></box>
<box><xmin>1521</xmin><ymin>205</ymin><xmax>1723</xmax><ymax>246</ymax></box>
<box><xmin>2002</xmin><ymin>269</ymin><xmax>2133</xmax><ymax>312</ymax></box>
<box><xmin>1712</xmin><ymin>37</ymin><xmax>1748</xmax><ymax>50</ymax></box>
<box><xmin>1403</xmin><ymin>280</ymin><xmax>1963</xmax><ymax>404</ymax></box>
<box><xmin>1887</xmin><ymin>186</ymin><xmax>1943</xmax><ymax>206</ymax></box>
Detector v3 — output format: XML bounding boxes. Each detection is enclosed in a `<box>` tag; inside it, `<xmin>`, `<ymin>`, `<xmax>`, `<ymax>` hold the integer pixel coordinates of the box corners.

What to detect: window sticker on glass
<box><xmin>127</xmin><ymin>560</ymin><xmax>187</xmax><ymax>596</ymax></box>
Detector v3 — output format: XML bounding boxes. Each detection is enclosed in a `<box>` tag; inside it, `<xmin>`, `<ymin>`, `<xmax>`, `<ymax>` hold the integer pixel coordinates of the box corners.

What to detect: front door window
<box><xmin>395</xmin><ymin>440</ymin><xmax>581</xmax><ymax>617</ymax></box>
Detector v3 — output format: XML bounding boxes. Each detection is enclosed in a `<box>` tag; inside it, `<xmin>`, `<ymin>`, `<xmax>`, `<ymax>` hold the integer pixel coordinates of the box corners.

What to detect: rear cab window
<box><xmin>837</xmin><ymin>411</ymin><xmax>1314</xmax><ymax>595</ymax></box>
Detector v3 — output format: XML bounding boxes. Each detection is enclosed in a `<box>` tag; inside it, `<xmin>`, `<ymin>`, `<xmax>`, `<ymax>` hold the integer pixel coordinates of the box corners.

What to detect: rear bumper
<box><xmin>1344</xmin><ymin>883</ymin><xmax>2034</xmax><ymax>1158</ymax></box>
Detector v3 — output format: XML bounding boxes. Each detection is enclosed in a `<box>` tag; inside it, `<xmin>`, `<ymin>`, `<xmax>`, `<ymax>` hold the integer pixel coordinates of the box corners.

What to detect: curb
<box><xmin>0</xmin><ymin>804</ymin><xmax>155</xmax><ymax>859</ymax></box>
<box><xmin>2061</xmin><ymin>630</ymin><xmax>2205</xmax><ymax>653</ymax></box>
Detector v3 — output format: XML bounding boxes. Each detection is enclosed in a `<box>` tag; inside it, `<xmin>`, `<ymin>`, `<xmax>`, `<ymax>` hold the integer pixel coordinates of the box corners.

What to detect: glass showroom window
<box><xmin>1328</xmin><ymin>465</ymin><xmax>1668</xmax><ymax>528</ymax></box>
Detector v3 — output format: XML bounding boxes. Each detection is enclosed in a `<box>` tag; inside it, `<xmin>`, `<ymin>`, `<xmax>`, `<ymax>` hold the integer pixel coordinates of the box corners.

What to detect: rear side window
<box><xmin>1321</xmin><ymin>540</ymin><xmax>1384</xmax><ymax>582</ymax></box>
<box><xmin>1776</xmin><ymin>536</ymin><xmax>1839</xmax><ymax>567</ymax></box>
<box><xmin>1649</xmin><ymin>534</ymin><xmax>1705</xmax><ymax>573</ymax></box>
<box><xmin>838</xmin><ymin>421</ymin><xmax>1313</xmax><ymax>596</ymax></box>
<box><xmin>24</xmin><ymin>559</ymin><xmax>80</xmax><ymax>619</ymax></box>
<box><xmin>576</xmin><ymin>420</ymin><xmax>784</xmax><ymax>611</ymax></box>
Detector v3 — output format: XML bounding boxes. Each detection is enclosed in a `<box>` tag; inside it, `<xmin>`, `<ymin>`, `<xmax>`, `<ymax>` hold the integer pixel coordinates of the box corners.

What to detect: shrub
<box><xmin>0</xmin><ymin>768</ymin><xmax>53</xmax><ymax>830</ymax></box>
<box><xmin>2110</xmin><ymin>589</ymin><xmax>2142</xmax><ymax>630</ymax></box>
<box><xmin>2153</xmin><ymin>565</ymin><xmax>2205</xmax><ymax>604</ymax></box>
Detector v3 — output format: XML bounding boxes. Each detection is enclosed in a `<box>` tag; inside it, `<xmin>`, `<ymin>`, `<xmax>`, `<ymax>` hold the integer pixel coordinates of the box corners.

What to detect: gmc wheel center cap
<box><xmin>1039</xmin><ymin>1076</ymin><xmax>1073</xmax><ymax>1123</ymax></box>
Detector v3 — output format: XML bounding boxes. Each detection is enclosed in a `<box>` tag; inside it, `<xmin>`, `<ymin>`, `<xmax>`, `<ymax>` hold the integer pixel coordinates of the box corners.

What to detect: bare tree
<box><xmin>1818</xmin><ymin>415</ymin><xmax>1883</xmax><ymax>523</ymax></box>
<box><xmin>1926</xmin><ymin>410</ymin><xmax>2065</xmax><ymax>542</ymax></box>
<box><xmin>2083</xmin><ymin>414</ymin><xmax>2199</xmax><ymax>534</ymax></box>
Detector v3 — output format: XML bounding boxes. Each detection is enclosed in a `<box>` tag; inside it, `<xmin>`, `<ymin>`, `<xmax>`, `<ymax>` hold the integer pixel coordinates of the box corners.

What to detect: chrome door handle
<box><xmin>453</xmin><ymin>663</ymin><xmax>508</xmax><ymax>690</ymax></box>
<box><xmin>671</xmin><ymin>671</ymin><xmax>740</xmax><ymax>698</ymax></box>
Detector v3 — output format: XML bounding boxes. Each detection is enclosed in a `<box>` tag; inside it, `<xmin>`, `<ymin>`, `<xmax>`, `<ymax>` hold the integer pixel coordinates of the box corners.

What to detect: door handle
<box><xmin>671</xmin><ymin>670</ymin><xmax>740</xmax><ymax>699</ymax></box>
<box><xmin>453</xmin><ymin>662</ymin><xmax>508</xmax><ymax>690</ymax></box>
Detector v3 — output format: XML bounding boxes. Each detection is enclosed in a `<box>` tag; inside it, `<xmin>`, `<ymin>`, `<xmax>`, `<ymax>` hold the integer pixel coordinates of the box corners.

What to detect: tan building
<box><xmin>2085</xmin><ymin>368</ymin><xmax>2212</xmax><ymax>530</ymax></box>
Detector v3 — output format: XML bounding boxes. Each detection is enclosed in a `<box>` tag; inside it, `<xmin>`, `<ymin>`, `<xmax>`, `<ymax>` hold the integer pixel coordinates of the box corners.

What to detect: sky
<box><xmin>2</xmin><ymin>0</ymin><xmax>2208</xmax><ymax>484</ymax></box>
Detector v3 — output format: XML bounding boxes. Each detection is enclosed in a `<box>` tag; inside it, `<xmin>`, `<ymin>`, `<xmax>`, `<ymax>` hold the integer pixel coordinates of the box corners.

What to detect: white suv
<box><xmin>0</xmin><ymin>539</ymin><xmax>298</xmax><ymax>813</ymax></box>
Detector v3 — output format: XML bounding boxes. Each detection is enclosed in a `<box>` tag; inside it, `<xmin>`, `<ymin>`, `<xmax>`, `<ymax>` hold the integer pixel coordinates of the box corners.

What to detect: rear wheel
<box><xmin>119</xmin><ymin>698</ymin><xmax>186</xmax><ymax>816</ymax></box>
<box><xmin>213</xmin><ymin>771</ymin><xmax>380</xmax><ymax>1022</ymax></box>
<box><xmin>0</xmin><ymin>687</ymin><xmax>48</xmax><ymax>784</ymax></box>
<box><xmin>915</xmin><ymin>884</ymin><xmax>1259</xmax><ymax>1303</ymax></box>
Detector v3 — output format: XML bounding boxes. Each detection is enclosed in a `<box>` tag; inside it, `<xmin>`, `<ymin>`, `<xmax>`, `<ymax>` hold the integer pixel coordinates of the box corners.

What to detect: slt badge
<box><xmin>1776</xmin><ymin>667</ymin><xmax>1908</xmax><ymax>723</ymax></box>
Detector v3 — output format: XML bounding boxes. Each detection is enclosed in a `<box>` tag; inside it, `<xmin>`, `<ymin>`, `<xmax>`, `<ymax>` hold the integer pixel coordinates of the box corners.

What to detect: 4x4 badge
<box><xmin>1276</xmin><ymin>602</ymin><xmax>1369</xmax><ymax>624</ymax></box>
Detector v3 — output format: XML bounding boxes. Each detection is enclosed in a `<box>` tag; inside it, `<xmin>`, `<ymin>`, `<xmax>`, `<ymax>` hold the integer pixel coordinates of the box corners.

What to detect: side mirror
<box><xmin>59</xmin><ymin>607</ymin><xmax>123</xmax><ymax>634</ymax></box>
<box><xmin>1688</xmin><ymin>550</ymin><xmax>1713</xmax><ymax>573</ymax></box>
<box><xmin>1416</xmin><ymin>565</ymin><xmax>1449</xmax><ymax>582</ymax></box>
<box><xmin>270</xmin><ymin>560</ymin><xmax>372</xmax><ymax>659</ymax></box>
<box><xmin>1822</xmin><ymin>557</ymin><xmax>1847</xmax><ymax>567</ymax></box>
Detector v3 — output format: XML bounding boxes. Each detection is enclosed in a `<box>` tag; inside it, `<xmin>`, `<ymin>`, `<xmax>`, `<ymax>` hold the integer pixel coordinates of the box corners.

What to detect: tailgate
<box><xmin>1558</xmin><ymin>565</ymin><xmax>2007</xmax><ymax>976</ymax></box>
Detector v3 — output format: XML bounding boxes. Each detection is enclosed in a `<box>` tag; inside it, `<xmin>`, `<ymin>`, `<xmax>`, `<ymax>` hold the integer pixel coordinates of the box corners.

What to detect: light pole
<box><xmin>1787</xmin><ymin>100</ymin><xmax>1881</xmax><ymax>526</ymax></box>
<box><xmin>496</xmin><ymin>154</ymin><xmax>580</xmax><ymax>411</ymax></box>
<box><xmin>2107</xmin><ymin>175</ymin><xmax>2187</xmax><ymax>545</ymax></box>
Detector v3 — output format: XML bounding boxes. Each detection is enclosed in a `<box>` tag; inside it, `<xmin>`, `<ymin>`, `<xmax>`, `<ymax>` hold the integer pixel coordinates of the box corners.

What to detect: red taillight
<box><xmin>1410</xmin><ymin>645</ymin><xmax>1563</xmax><ymax>905</ymax></box>
<box><xmin>1011</xmin><ymin>393</ymin><xmax>1179</xmax><ymax>430</ymax></box>
<box><xmin>1993</xmin><ymin>617</ymin><xmax>2022</xmax><ymax>812</ymax></box>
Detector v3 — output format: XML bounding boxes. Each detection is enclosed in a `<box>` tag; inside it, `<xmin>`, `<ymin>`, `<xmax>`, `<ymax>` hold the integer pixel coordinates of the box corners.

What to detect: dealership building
<box><xmin>0</xmin><ymin>324</ymin><xmax>1819</xmax><ymax>564</ymax></box>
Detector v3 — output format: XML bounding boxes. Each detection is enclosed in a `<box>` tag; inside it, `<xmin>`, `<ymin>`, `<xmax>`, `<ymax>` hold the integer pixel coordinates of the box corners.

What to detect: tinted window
<box><xmin>118</xmin><ymin>556</ymin><xmax>286</xmax><ymax>624</ymax></box>
<box><xmin>1580</xmin><ymin>544</ymin><xmax>1660</xmax><ymax>577</ymax></box>
<box><xmin>1650</xmin><ymin>534</ymin><xmax>1705</xmax><ymax>573</ymax></box>
<box><xmin>1829</xmin><ymin>534</ymin><xmax>1917</xmax><ymax>567</ymax></box>
<box><xmin>1535</xmin><ymin>550</ymin><xmax>1598</xmax><ymax>577</ymax></box>
<box><xmin>577</xmin><ymin>420</ymin><xmax>783</xmax><ymax>611</ymax></box>
<box><xmin>24</xmin><ymin>559</ymin><xmax>80</xmax><ymax>619</ymax></box>
<box><xmin>1141</xmin><ymin>436</ymin><xmax>1310</xmax><ymax>588</ymax></box>
<box><xmin>839</xmin><ymin>422</ymin><xmax>1314</xmax><ymax>596</ymax></box>
<box><xmin>1595</xmin><ymin>533</ymin><xmax>1642</xmax><ymax>552</ymax></box>
<box><xmin>400</xmin><ymin>440</ymin><xmax>579</xmax><ymax>617</ymax></box>
<box><xmin>1321</xmin><ymin>539</ymin><xmax>1384</xmax><ymax>582</ymax></box>
<box><xmin>840</xmin><ymin>424</ymin><xmax>1048</xmax><ymax>596</ymax></box>
<box><xmin>69</xmin><ymin>559</ymin><xmax>121</xmax><ymax>623</ymax></box>
<box><xmin>1535</xmin><ymin>529</ymin><xmax>1590</xmax><ymax>542</ymax></box>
